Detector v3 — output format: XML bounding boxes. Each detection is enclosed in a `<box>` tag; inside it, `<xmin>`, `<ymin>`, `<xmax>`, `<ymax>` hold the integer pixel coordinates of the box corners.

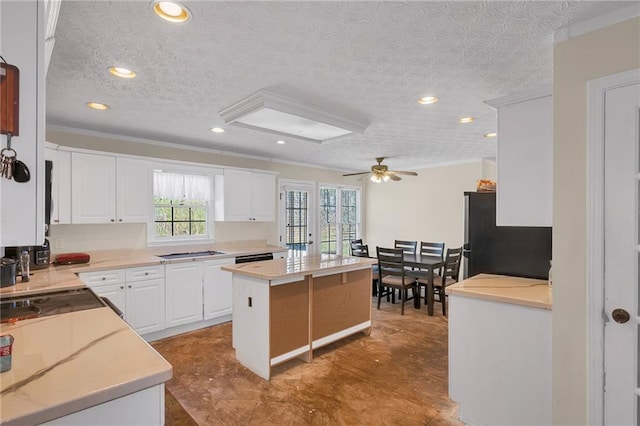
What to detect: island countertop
<box><xmin>0</xmin><ymin>308</ymin><xmax>172</xmax><ymax>425</ymax></box>
<box><xmin>446</xmin><ymin>274</ymin><xmax>552</xmax><ymax>310</ymax></box>
<box><xmin>221</xmin><ymin>254</ymin><xmax>376</xmax><ymax>281</ymax></box>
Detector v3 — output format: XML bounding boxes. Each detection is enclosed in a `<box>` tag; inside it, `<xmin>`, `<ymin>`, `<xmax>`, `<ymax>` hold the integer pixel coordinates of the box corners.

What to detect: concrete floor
<box><xmin>152</xmin><ymin>298</ymin><xmax>462</xmax><ymax>425</ymax></box>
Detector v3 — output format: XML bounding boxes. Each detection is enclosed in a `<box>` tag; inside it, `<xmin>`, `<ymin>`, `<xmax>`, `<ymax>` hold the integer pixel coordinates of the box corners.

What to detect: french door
<box><xmin>279</xmin><ymin>181</ymin><xmax>316</xmax><ymax>256</ymax></box>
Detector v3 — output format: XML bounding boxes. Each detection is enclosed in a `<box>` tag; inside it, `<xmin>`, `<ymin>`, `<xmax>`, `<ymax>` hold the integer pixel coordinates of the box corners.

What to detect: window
<box><xmin>151</xmin><ymin>171</ymin><xmax>212</xmax><ymax>242</ymax></box>
<box><xmin>319</xmin><ymin>185</ymin><xmax>361</xmax><ymax>255</ymax></box>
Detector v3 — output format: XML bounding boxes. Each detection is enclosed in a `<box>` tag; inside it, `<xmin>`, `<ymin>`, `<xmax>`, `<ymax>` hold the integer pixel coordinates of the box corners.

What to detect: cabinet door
<box><xmin>45</xmin><ymin>148</ymin><xmax>72</xmax><ymax>225</ymax></box>
<box><xmin>165</xmin><ymin>262</ymin><xmax>204</xmax><ymax>327</ymax></box>
<box><xmin>126</xmin><ymin>278</ymin><xmax>165</xmax><ymax>334</ymax></box>
<box><xmin>116</xmin><ymin>158</ymin><xmax>152</xmax><ymax>223</ymax></box>
<box><xmin>92</xmin><ymin>283</ymin><xmax>126</xmax><ymax>318</ymax></box>
<box><xmin>251</xmin><ymin>172</ymin><xmax>276</xmax><ymax>221</ymax></box>
<box><xmin>71</xmin><ymin>152</ymin><xmax>116</xmax><ymax>224</ymax></box>
<box><xmin>203</xmin><ymin>258</ymin><xmax>234</xmax><ymax>320</ymax></box>
<box><xmin>495</xmin><ymin>95</ymin><xmax>553</xmax><ymax>226</ymax></box>
<box><xmin>217</xmin><ymin>169</ymin><xmax>252</xmax><ymax>221</ymax></box>
<box><xmin>54</xmin><ymin>150</ymin><xmax>72</xmax><ymax>224</ymax></box>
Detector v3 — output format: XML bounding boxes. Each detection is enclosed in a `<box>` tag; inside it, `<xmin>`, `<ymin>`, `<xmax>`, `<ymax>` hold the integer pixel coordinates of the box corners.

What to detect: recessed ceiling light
<box><xmin>210</xmin><ymin>127</ymin><xmax>226</xmax><ymax>133</ymax></box>
<box><xmin>86</xmin><ymin>102</ymin><xmax>110</xmax><ymax>110</ymax></box>
<box><xmin>484</xmin><ymin>132</ymin><xmax>497</xmax><ymax>138</ymax></box>
<box><xmin>276</xmin><ymin>140</ymin><xmax>286</xmax><ymax>145</ymax></box>
<box><xmin>458</xmin><ymin>117</ymin><xmax>476</xmax><ymax>124</ymax></box>
<box><xmin>108</xmin><ymin>66</ymin><xmax>136</xmax><ymax>79</ymax></box>
<box><xmin>152</xmin><ymin>1</ymin><xmax>191</xmax><ymax>23</ymax></box>
<box><xmin>418</xmin><ymin>96</ymin><xmax>438</xmax><ymax>105</ymax></box>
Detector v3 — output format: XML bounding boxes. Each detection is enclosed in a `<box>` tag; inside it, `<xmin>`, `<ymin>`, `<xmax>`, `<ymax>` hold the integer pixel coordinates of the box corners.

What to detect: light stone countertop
<box><xmin>446</xmin><ymin>274</ymin><xmax>552</xmax><ymax>310</ymax></box>
<box><xmin>0</xmin><ymin>307</ymin><xmax>172</xmax><ymax>425</ymax></box>
<box><xmin>0</xmin><ymin>240</ymin><xmax>285</xmax><ymax>423</ymax></box>
<box><xmin>221</xmin><ymin>254</ymin><xmax>376</xmax><ymax>280</ymax></box>
<box><xmin>1</xmin><ymin>240</ymin><xmax>286</xmax><ymax>297</ymax></box>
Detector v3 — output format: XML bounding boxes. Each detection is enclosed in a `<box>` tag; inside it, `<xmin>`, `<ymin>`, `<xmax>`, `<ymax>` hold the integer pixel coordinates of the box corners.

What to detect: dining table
<box><xmin>402</xmin><ymin>253</ymin><xmax>445</xmax><ymax>316</ymax></box>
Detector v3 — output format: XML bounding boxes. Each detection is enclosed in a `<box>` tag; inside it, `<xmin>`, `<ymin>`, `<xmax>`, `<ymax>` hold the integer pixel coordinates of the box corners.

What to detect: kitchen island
<box><xmin>222</xmin><ymin>254</ymin><xmax>376</xmax><ymax>380</ymax></box>
<box><xmin>446</xmin><ymin>274</ymin><xmax>552</xmax><ymax>425</ymax></box>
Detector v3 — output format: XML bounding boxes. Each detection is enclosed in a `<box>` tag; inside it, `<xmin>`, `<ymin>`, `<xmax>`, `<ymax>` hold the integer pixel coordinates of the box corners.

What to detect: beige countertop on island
<box><xmin>222</xmin><ymin>254</ymin><xmax>376</xmax><ymax>281</ymax></box>
<box><xmin>446</xmin><ymin>274</ymin><xmax>552</xmax><ymax>310</ymax></box>
<box><xmin>0</xmin><ymin>308</ymin><xmax>172</xmax><ymax>425</ymax></box>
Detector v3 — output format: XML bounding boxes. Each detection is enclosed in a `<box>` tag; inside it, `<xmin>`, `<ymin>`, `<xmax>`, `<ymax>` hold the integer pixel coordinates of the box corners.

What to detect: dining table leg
<box><xmin>427</xmin><ymin>269</ymin><xmax>435</xmax><ymax>316</ymax></box>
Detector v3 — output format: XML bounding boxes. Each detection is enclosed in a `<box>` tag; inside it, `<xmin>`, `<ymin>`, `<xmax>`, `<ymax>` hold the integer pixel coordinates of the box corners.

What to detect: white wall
<box><xmin>364</xmin><ymin>160</ymin><xmax>485</xmax><ymax>252</ymax></box>
<box><xmin>553</xmin><ymin>17</ymin><xmax>640</xmax><ymax>424</ymax></box>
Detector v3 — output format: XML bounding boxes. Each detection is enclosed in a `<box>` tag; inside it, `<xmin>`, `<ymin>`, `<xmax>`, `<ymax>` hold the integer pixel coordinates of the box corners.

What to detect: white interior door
<box><xmin>279</xmin><ymin>181</ymin><xmax>316</xmax><ymax>256</ymax></box>
<box><xmin>603</xmin><ymin>81</ymin><xmax>640</xmax><ymax>424</ymax></box>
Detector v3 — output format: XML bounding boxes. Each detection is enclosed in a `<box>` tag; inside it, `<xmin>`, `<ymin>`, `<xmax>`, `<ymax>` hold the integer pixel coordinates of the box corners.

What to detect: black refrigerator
<box><xmin>463</xmin><ymin>192</ymin><xmax>552</xmax><ymax>280</ymax></box>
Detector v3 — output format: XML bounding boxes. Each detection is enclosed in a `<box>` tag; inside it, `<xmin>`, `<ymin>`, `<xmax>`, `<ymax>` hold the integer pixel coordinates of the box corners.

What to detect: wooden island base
<box><xmin>223</xmin><ymin>255</ymin><xmax>374</xmax><ymax>380</ymax></box>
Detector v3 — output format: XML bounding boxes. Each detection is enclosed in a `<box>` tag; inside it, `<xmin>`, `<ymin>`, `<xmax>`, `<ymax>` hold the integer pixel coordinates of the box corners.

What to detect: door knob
<box><xmin>612</xmin><ymin>308</ymin><xmax>631</xmax><ymax>324</ymax></box>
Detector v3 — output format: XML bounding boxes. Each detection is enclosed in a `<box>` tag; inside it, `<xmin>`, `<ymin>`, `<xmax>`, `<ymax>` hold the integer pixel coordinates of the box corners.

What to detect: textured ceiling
<box><xmin>46</xmin><ymin>1</ymin><xmax>632</xmax><ymax>173</ymax></box>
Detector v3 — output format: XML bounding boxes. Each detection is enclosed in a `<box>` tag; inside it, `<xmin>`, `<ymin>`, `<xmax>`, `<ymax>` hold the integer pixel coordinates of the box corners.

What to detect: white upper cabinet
<box><xmin>72</xmin><ymin>152</ymin><xmax>117</xmax><ymax>224</ymax></box>
<box><xmin>116</xmin><ymin>158</ymin><xmax>152</xmax><ymax>223</ymax></box>
<box><xmin>215</xmin><ymin>169</ymin><xmax>276</xmax><ymax>222</ymax></box>
<box><xmin>45</xmin><ymin>148</ymin><xmax>71</xmax><ymax>225</ymax></box>
<box><xmin>71</xmin><ymin>152</ymin><xmax>151</xmax><ymax>224</ymax></box>
<box><xmin>485</xmin><ymin>91</ymin><xmax>553</xmax><ymax>227</ymax></box>
<box><xmin>0</xmin><ymin>1</ymin><xmax>45</xmax><ymax>246</ymax></box>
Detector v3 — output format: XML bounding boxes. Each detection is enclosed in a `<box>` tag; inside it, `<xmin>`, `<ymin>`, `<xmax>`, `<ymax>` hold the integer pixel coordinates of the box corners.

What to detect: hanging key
<box><xmin>1</xmin><ymin>148</ymin><xmax>16</xmax><ymax>180</ymax></box>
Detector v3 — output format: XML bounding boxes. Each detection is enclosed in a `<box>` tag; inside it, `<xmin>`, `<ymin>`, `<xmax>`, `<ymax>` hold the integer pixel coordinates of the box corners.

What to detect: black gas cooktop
<box><xmin>0</xmin><ymin>288</ymin><xmax>107</xmax><ymax>323</ymax></box>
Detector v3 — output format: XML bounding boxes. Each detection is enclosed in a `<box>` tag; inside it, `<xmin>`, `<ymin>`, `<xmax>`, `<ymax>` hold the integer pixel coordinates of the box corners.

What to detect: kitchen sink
<box><xmin>157</xmin><ymin>250</ymin><xmax>226</xmax><ymax>260</ymax></box>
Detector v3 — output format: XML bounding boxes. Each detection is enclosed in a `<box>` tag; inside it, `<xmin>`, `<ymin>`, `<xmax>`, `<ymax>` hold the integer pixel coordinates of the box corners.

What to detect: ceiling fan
<box><xmin>342</xmin><ymin>157</ymin><xmax>418</xmax><ymax>183</ymax></box>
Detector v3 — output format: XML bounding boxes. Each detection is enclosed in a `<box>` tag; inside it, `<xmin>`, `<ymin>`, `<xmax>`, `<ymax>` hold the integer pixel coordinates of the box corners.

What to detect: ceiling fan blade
<box><xmin>386</xmin><ymin>172</ymin><xmax>402</xmax><ymax>181</ymax></box>
<box><xmin>342</xmin><ymin>171</ymin><xmax>371</xmax><ymax>177</ymax></box>
<box><xmin>389</xmin><ymin>170</ymin><xmax>418</xmax><ymax>176</ymax></box>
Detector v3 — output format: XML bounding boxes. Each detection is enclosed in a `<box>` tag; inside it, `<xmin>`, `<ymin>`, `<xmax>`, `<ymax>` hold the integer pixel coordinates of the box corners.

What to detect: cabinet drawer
<box><xmin>78</xmin><ymin>269</ymin><xmax>126</xmax><ymax>285</ymax></box>
<box><xmin>126</xmin><ymin>265</ymin><xmax>165</xmax><ymax>282</ymax></box>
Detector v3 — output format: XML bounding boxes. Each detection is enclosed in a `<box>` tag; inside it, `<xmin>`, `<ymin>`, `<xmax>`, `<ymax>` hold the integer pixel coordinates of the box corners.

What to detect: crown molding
<box><xmin>484</xmin><ymin>86</ymin><xmax>553</xmax><ymax>109</ymax></box>
<box><xmin>554</xmin><ymin>3</ymin><xmax>640</xmax><ymax>43</ymax></box>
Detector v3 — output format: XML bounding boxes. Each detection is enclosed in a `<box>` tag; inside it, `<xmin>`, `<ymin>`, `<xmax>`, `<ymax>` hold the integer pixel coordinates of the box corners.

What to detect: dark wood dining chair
<box><xmin>419</xmin><ymin>241</ymin><xmax>445</xmax><ymax>259</ymax></box>
<box><xmin>394</xmin><ymin>240</ymin><xmax>417</xmax><ymax>255</ymax></box>
<box><xmin>417</xmin><ymin>247</ymin><xmax>462</xmax><ymax>315</ymax></box>
<box><xmin>376</xmin><ymin>247</ymin><xmax>417</xmax><ymax>315</ymax></box>
<box><xmin>409</xmin><ymin>241</ymin><xmax>445</xmax><ymax>301</ymax></box>
<box><xmin>350</xmin><ymin>242</ymin><xmax>379</xmax><ymax>296</ymax></box>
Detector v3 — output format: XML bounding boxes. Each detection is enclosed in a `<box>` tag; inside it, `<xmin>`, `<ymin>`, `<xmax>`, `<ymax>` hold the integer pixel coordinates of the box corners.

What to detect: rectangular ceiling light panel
<box><xmin>218</xmin><ymin>90</ymin><xmax>368</xmax><ymax>144</ymax></box>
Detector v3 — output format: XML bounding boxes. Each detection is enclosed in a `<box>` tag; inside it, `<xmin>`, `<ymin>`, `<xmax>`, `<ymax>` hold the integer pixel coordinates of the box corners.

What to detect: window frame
<box><xmin>318</xmin><ymin>183</ymin><xmax>362</xmax><ymax>256</ymax></box>
<box><xmin>147</xmin><ymin>166</ymin><xmax>216</xmax><ymax>246</ymax></box>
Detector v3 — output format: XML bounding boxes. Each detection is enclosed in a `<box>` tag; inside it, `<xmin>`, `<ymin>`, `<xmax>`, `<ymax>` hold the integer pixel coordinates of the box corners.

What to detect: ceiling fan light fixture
<box><xmin>152</xmin><ymin>1</ymin><xmax>191</xmax><ymax>23</ymax></box>
<box><xmin>382</xmin><ymin>174</ymin><xmax>390</xmax><ymax>182</ymax></box>
<box><xmin>370</xmin><ymin>174</ymin><xmax>382</xmax><ymax>183</ymax></box>
<box><xmin>218</xmin><ymin>89</ymin><xmax>369</xmax><ymax>144</ymax></box>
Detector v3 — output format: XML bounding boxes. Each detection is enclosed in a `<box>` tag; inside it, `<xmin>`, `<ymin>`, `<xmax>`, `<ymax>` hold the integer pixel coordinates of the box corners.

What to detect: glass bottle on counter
<box><xmin>19</xmin><ymin>250</ymin><xmax>29</xmax><ymax>282</ymax></box>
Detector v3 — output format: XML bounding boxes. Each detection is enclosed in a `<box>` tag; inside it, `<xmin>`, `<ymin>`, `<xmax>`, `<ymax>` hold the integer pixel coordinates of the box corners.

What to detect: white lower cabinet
<box><xmin>125</xmin><ymin>278</ymin><xmax>165</xmax><ymax>334</ymax></box>
<box><xmin>79</xmin><ymin>265</ymin><xmax>165</xmax><ymax>335</ymax></box>
<box><xmin>165</xmin><ymin>262</ymin><xmax>204</xmax><ymax>328</ymax></box>
<box><xmin>42</xmin><ymin>384</ymin><xmax>164</xmax><ymax>425</ymax></box>
<box><xmin>203</xmin><ymin>258</ymin><xmax>234</xmax><ymax>320</ymax></box>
